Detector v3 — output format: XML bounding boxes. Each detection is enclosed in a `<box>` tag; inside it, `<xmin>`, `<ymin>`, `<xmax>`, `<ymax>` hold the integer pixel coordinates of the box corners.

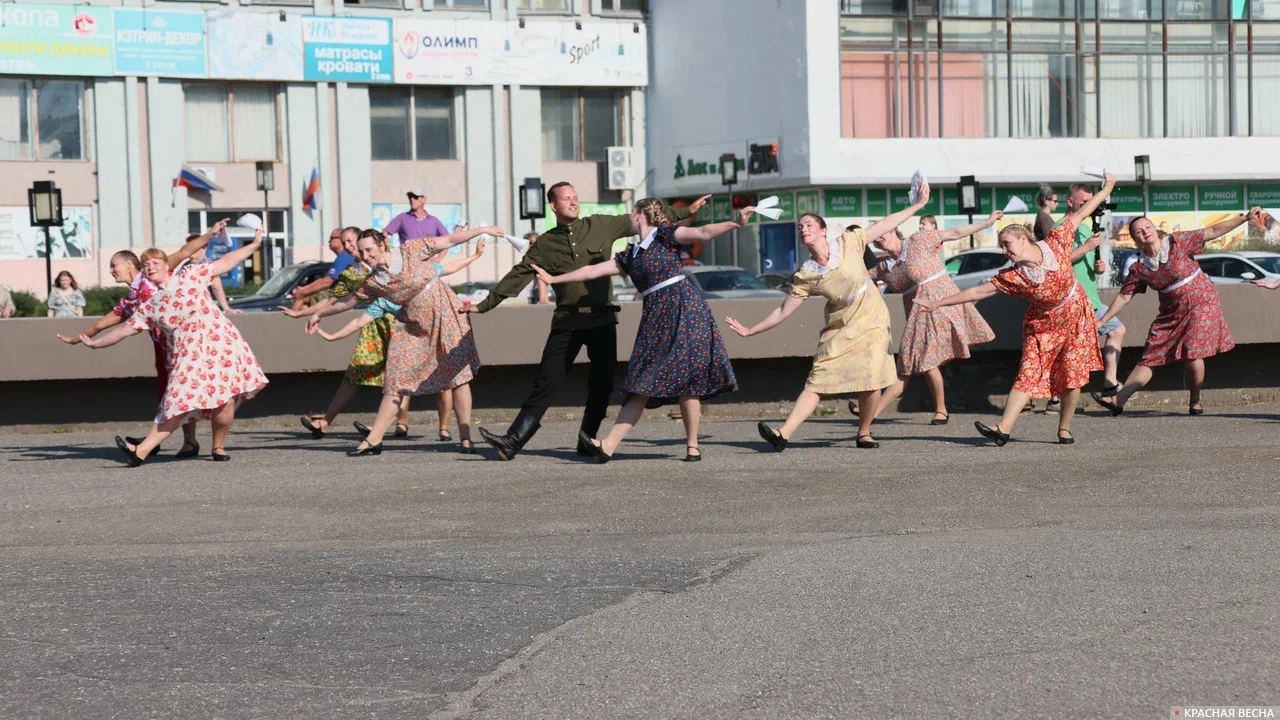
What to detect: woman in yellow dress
<box><xmin>725</xmin><ymin>185</ymin><xmax>933</xmax><ymax>450</ymax></box>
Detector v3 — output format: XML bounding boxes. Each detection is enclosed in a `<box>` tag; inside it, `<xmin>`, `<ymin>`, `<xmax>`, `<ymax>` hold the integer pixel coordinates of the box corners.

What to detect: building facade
<box><xmin>649</xmin><ymin>0</ymin><xmax>1280</xmax><ymax>281</ymax></box>
<box><xmin>0</xmin><ymin>0</ymin><xmax>650</xmax><ymax>294</ymax></box>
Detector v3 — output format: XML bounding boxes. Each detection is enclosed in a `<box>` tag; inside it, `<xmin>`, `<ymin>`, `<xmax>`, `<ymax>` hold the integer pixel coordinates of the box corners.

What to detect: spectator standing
<box><xmin>46</xmin><ymin>271</ymin><xmax>85</xmax><ymax>317</ymax></box>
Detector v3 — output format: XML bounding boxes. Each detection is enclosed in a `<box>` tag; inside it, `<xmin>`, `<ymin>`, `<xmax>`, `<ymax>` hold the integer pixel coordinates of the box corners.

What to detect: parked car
<box><xmin>227</xmin><ymin>261</ymin><xmax>331</xmax><ymax>312</ymax></box>
<box><xmin>613</xmin><ymin>274</ymin><xmax>639</xmax><ymax>302</ymax></box>
<box><xmin>452</xmin><ymin>281</ymin><xmax>498</xmax><ymax>304</ymax></box>
<box><xmin>682</xmin><ymin>266</ymin><xmax>787</xmax><ymax>299</ymax></box>
<box><xmin>1230</xmin><ymin>250</ymin><xmax>1280</xmax><ymax>275</ymax></box>
<box><xmin>1110</xmin><ymin>247</ymin><xmax>1139</xmax><ymax>285</ymax></box>
<box><xmin>1194</xmin><ymin>252</ymin><xmax>1280</xmax><ymax>285</ymax></box>
<box><xmin>944</xmin><ymin>248</ymin><xmax>1010</xmax><ymax>290</ymax></box>
<box><xmin>757</xmin><ymin>272</ymin><xmax>793</xmax><ymax>291</ymax></box>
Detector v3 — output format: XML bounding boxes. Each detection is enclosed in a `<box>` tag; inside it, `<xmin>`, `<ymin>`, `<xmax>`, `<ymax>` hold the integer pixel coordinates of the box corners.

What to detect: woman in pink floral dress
<box><xmin>308</xmin><ymin>226</ymin><xmax>498</xmax><ymax>456</ymax></box>
<box><xmin>80</xmin><ymin>229</ymin><xmax>270</xmax><ymax>466</ymax></box>
<box><xmin>1091</xmin><ymin>211</ymin><xmax>1256</xmax><ymax>416</ymax></box>
<box><xmin>917</xmin><ymin>173</ymin><xmax>1117</xmax><ymax>446</ymax></box>
<box><xmin>868</xmin><ymin>211</ymin><xmax>1000</xmax><ymax>424</ymax></box>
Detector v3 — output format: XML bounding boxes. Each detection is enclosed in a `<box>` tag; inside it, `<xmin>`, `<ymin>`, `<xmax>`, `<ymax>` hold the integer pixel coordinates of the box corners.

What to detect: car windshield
<box><xmin>1249</xmin><ymin>256</ymin><xmax>1280</xmax><ymax>274</ymax></box>
<box><xmin>254</xmin><ymin>264</ymin><xmax>311</xmax><ymax>297</ymax></box>
<box><xmin>693</xmin><ymin>270</ymin><xmax>769</xmax><ymax>292</ymax></box>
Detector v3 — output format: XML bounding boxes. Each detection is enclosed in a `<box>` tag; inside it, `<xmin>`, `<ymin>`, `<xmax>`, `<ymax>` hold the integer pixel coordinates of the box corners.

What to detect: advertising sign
<box><xmin>0</xmin><ymin>207</ymin><xmax>93</xmax><ymax>260</ymax></box>
<box><xmin>207</xmin><ymin>10</ymin><xmax>304</xmax><ymax>81</ymax></box>
<box><xmin>303</xmin><ymin>16</ymin><xmax>392</xmax><ymax>83</ymax></box>
<box><xmin>113</xmin><ymin>9</ymin><xmax>206</xmax><ymax>78</ymax></box>
<box><xmin>0</xmin><ymin>4</ymin><xmax>113</xmax><ymax>76</ymax></box>
<box><xmin>393</xmin><ymin>18</ymin><xmax>499</xmax><ymax>85</ymax></box>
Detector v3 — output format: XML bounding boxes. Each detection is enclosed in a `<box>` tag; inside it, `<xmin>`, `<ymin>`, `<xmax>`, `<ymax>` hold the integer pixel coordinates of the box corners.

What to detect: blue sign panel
<box><xmin>112</xmin><ymin>9</ymin><xmax>206</xmax><ymax>77</ymax></box>
<box><xmin>303</xmin><ymin>17</ymin><xmax>392</xmax><ymax>83</ymax></box>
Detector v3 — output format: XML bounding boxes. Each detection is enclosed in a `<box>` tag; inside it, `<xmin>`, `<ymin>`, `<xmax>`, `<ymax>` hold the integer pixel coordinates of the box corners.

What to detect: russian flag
<box><xmin>303</xmin><ymin>168</ymin><xmax>320</xmax><ymax>211</ymax></box>
<box><xmin>174</xmin><ymin>167</ymin><xmax>223</xmax><ymax>193</ymax></box>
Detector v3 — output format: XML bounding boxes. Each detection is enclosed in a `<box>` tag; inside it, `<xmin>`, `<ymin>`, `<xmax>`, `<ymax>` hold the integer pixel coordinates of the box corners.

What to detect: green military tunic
<box><xmin>475</xmin><ymin>207</ymin><xmax>692</xmax><ymax>331</ymax></box>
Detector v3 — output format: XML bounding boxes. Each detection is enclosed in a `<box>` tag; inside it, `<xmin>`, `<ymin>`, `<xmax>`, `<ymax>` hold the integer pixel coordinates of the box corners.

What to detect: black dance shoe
<box><xmin>578</xmin><ymin>430</ymin><xmax>611</xmax><ymax>464</ymax></box>
<box><xmin>1057</xmin><ymin>429</ymin><xmax>1075</xmax><ymax>445</ymax></box>
<box><xmin>348</xmin><ymin>442</ymin><xmax>383</xmax><ymax>457</ymax></box>
<box><xmin>126</xmin><ymin>436</ymin><xmax>162</xmax><ymax>455</ymax></box>
<box><xmin>856</xmin><ymin>435</ymin><xmax>880</xmax><ymax>449</ymax></box>
<box><xmin>301</xmin><ymin>416</ymin><xmax>327</xmax><ymax>439</ymax></box>
<box><xmin>757</xmin><ymin>422</ymin><xmax>788</xmax><ymax>452</ymax></box>
<box><xmin>353</xmin><ymin>421</ymin><xmax>372</xmax><ymax>438</ymax></box>
<box><xmin>683</xmin><ymin>447</ymin><xmax>701</xmax><ymax>462</ymax></box>
<box><xmin>175</xmin><ymin>442</ymin><xmax>200</xmax><ymax>459</ymax></box>
<box><xmin>974</xmin><ymin>421</ymin><xmax>1010</xmax><ymax>447</ymax></box>
<box><xmin>211</xmin><ymin>450</ymin><xmax>230</xmax><ymax>461</ymax></box>
<box><xmin>115</xmin><ymin>436</ymin><xmax>145</xmax><ymax>468</ymax></box>
<box><xmin>1090</xmin><ymin>392</ymin><xmax>1124</xmax><ymax>416</ymax></box>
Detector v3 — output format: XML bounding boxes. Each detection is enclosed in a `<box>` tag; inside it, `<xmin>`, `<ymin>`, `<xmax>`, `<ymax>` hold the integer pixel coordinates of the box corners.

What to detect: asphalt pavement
<box><xmin>2</xmin><ymin>404</ymin><xmax>1278</xmax><ymax>718</ymax></box>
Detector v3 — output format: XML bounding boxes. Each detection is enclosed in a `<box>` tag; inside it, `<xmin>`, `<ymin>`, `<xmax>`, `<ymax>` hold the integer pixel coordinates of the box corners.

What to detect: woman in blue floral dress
<box><xmin>533</xmin><ymin>198</ymin><xmax>752</xmax><ymax>463</ymax></box>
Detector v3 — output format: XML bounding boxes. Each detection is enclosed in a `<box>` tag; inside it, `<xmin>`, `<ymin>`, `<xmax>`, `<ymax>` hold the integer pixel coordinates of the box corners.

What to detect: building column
<box><xmin>146</xmin><ymin>78</ymin><xmax>188</xmax><ymax>247</ymax></box>
<box><xmin>508</xmin><ymin>85</ymin><xmax>542</xmax><ymax>235</ymax></box>
<box><xmin>334</xmin><ymin>82</ymin><xmax>373</xmax><ymax>228</ymax></box>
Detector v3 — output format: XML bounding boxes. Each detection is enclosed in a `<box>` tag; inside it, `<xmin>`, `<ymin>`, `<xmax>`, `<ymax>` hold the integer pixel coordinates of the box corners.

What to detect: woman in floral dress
<box><xmin>1091</xmin><ymin>211</ymin><xmax>1256</xmax><ymax>416</ymax></box>
<box><xmin>293</xmin><ymin>232</ymin><xmax>414</xmax><ymax>440</ymax></box>
<box><xmin>868</xmin><ymin>212</ymin><xmax>1000</xmax><ymax>424</ymax></box>
<box><xmin>725</xmin><ymin>186</ymin><xmax>934</xmax><ymax>451</ymax></box>
<box><xmin>916</xmin><ymin>173</ymin><xmax>1117</xmax><ymax>446</ymax></box>
<box><xmin>46</xmin><ymin>271</ymin><xmax>85</xmax><ymax>317</ymax></box>
<box><xmin>80</xmin><ymin>229</ymin><xmax>270</xmax><ymax>466</ymax></box>
<box><xmin>532</xmin><ymin>199</ymin><xmax>748</xmax><ymax>463</ymax></box>
<box><xmin>308</xmin><ymin>225</ymin><xmax>498</xmax><ymax>455</ymax></box>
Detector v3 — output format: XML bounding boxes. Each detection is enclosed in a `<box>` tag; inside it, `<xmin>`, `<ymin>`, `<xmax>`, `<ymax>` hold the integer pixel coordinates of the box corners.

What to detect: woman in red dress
<box><xmin>79</xmin><ymin>230</ymin><xmax>271</xmax><ymax>466</ymax></box>
<box><xmin>914</xmin><ymin>173</ymin><xmax>1117</xmax><ymax>446</ymax></box>
<box><xmin>1090</xmin><ymin>211</ymin><xmax>1256</xmax><ymax>416</ymax></box>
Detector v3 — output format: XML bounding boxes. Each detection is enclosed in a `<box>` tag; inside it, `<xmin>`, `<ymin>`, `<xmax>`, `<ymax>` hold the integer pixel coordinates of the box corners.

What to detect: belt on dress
<box><xmin>834</xmin><ymin>278</ymin><xmax>873</xmax><ymax>309</ymax></box>
<box><xmin>640</xmin><ymin>274</ymin><xmax>686</xmax><ymax>298</ymax></box>
<box><xmin>1043</xmin><ymin>282</ymin><xmax>1079</xmax><ymax>312</ymax></box>
<box><xmin>1159</xmin><ymin>268</ymin><xmax>1202</xmax><ymax>294</ymax></box>
<box><xmin>902</xmin><ymin>269</ymin><xmax>948</xmax><ymax>297</ymax></box>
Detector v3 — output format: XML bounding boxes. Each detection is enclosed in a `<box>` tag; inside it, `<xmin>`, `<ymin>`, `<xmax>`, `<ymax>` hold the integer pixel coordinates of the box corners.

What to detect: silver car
<box><xmin>682</xmin><ymin>265</ymin><xmax>787</xmax><ymax>300</ymax></box>
<box><xmin>944</xmin><ymin>248</ymin><xmax>1011</xmax><ymax>290</ymax></box>
<box><xmin>1194</xmin><ymin>252</ymin><xmax>1280</xmax><ymax>285</ymax></box>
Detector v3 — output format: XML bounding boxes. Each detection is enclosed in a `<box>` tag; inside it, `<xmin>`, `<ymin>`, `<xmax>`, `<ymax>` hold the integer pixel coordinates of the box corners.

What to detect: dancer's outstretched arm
<box><xmin>1201</xmin><ymin>209</ymin><xmax>1256</xmax><ymax>243</ymax></box>
<box><xmin>439</xmin><ymin>238</ymin><xmax>486</xmax><ymax>276</ymax></box>
<box><xmin>532</xmin><ymin>259</ymin><xmax>621</xmax><ymax>285</ymax></box>
<box><xmin>1096</xmin><ymin>291</ymin><xmax>1134</xmax><ymax>328</ymax></box>
<box><xmin>913</xmin><ymin>281</ymin><xmax>999</xmax><ymax>312</ymax></box>
<box><xmin>305</xmin><ymin>293</ymin><xmax>362</xmax><ymax>334</ymax></box>
<box><xmin>317</xmin><ymin>314</ymin><xmax>373</xmax><ymax>342</ymax></box>
<box><xmin>78</xmin><ymin>323</ymin><xmax>141</xmax><ymax>349</ymax></box>
<box><xmin>168</xmin><ymin>218</ymin><xmax>229</xmax><ymax>269</ymax></box>
<box><xmin>209</xmin><ymin>229</ymin><xmax>264</xmax><ymax>277</ymax></box>
<box><xmin>422</xmin><ymin>225</ymin><xmax>504</xmax><ymax>252</ymax></box>
<box><xmin>866</xmin><ymin>182</ymin><xmax>931</xmax><ymax>240</ymax></box>
<box><xmin>671</xmin><ymin>207</ymin><xmax>754</xmax><ymax>244</ymax></box>
<box><xmin>723</xmin><ymin>295</ymin><xmax>806</xmax><ymax>338</ymax></box>
<box><xmin>939</xmin><ymin>210</ymin><xmax>1002</xmax><ymax>243</ymax></box>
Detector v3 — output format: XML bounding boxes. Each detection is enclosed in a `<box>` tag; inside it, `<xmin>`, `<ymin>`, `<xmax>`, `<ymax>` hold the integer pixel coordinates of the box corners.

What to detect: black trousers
<box><xmin>520</xmin><ymin>323</ymin><xmax>617</xmax><ymax>438</ymax></box>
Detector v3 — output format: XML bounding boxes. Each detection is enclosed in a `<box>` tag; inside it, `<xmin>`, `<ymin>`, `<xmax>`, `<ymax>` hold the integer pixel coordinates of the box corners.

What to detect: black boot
<box><xmin>479</xmin><ymin>409</ymin><xmax>541</xmax><ymax>461</ymax></box>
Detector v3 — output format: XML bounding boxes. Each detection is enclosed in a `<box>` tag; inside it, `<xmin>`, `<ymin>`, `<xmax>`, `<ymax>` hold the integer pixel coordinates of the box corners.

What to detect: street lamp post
<box><xmin>956</xmin><ymin>175</ymin><xmax>982</xmax><ymax>248</ymax></box>
<box><xmin>255</xmin><ymin>161</ymin><xmax>274</xmax><ymax>280</ymax></box>
<box><xmin>28</xmin><ymin>181</ymin><xmax>64</xmax><ymax>296</ymax></box>
<box><xmin>720</xmin><ymin>153</ymin><xmax>739</xmax><ymax>265</ymax></box>
<box><xmin>1135</xmin><ymin>154</ymin><xmax>1151</xmax><ymax>215</ymax></box>
<box><xmin>519</xmin><ymin>177</ymin><xmax>546</xmax><ymax>236</ymax></box>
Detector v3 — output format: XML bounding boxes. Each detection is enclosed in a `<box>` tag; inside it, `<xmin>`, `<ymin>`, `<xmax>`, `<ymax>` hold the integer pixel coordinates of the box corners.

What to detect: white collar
<box><xmin>1016</xmin><ymin>241</ymin><xmax>1060</xmax><ymax>285</ymax></box>
<box><xmin>801</xmin><ymin>235</ymin><xmax>843</xmax><ymax>277</ymax></box>
<box><xmin>1140</xmin><ymin>237</ymin><xmax>1171</xmax><ymax>271</ymax></box>
<box><xmin>632</xmin><ymin>228</ymin><xmax>658</xmax><ymax>256</ymax></box>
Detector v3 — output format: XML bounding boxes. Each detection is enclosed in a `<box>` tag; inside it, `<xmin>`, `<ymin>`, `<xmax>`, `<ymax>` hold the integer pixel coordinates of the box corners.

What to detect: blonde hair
<box><xmin>999</xmin><ymin>224</ymin><xmax>1035</xmax><ymax>245</ymax></box>
<box><xmin>139</xmin><ymin>248</ymin><xmax>169</xmax><ymax>265</ymax></box>
<box><xmin>634</xmin><ymin>197</ymin><xmax>668</xmax><ymax>227</ymax></box>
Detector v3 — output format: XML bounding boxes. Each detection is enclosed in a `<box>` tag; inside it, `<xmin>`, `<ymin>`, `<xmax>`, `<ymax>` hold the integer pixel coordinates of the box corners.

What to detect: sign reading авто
<box><xmin>113</xmin><ymin>9</ymin><xmax>206</xmax><ymax>78</ymax></box>
<box><xmin>303</xmin><ymin>17</ymin><xmax>392</xmax><ymax>83</ymax></box>
<box><xmin>0</xmin><ymin>4</ymin><xmax>113</xmax><ymax>76</ymax></box>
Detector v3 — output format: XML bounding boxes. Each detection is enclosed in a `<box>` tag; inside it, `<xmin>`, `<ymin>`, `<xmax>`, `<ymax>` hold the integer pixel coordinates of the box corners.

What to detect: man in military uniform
<box><xmin>453</xmin><ymin>183</ymin><xmax>706</xmax><ymax>460</ymax></box>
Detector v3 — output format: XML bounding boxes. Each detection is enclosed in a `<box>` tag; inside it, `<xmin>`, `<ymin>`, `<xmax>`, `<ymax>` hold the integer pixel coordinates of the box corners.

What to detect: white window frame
<box><xmin>516</xmin><ymin>0</ymin><xmax>577</xmax><ymax>15</ymax></box>
<box><xmin>0</xmin><ymin>79</ymin><xmax>88</xmax><ymax>162</ymax></box>
<box><xmin>593</xmin><ymin>0</ymin><xmax>646</xmax><ymax>16</ymax></box>
<box><xmin>369</xmin><ymin>86</ymin><xmax>459</xmax><ymax>161</ymax></box>
<box><xmin>542</xmin><ymin>88</ymin><xmax>627</xmax><ymax>162</ymax></box>
<box><xmin>184</xmin><ymin>82</ymin><xmax>283</xmax><ymax>163</ymax></box>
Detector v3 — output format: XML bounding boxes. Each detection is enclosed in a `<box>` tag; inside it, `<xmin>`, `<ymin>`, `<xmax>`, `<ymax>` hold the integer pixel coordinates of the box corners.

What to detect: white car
<box><xmin>1194</xmin><ymin>252</ymin><xmax>1280</xmax><ymax>285</ymax></box>
<box><xmin>944</xmin><ymin>248</ymin><xmax>1010</xmax><ymax>290</ymax></box>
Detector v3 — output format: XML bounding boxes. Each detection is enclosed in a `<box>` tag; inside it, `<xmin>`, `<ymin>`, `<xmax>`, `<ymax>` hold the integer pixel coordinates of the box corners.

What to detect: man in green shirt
<box><xmin>1062</xmin><ymin>183</ymin><xmax>1126</xmax><ymax>400</ymax></box>
<box><xmin>452</xmin><ymin>183</ymin><xmax>703</xmax><ymax>460</ymax></box>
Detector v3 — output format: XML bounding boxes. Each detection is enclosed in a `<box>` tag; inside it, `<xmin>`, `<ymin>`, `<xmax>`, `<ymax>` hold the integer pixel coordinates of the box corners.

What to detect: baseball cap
<box><xmin>406</xmin><ymin>188</ymin><xmax>427</xmax><ymax>198</ymax></box>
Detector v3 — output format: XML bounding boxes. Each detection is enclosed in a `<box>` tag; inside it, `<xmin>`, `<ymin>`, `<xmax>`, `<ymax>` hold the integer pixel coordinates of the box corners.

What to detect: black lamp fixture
<box><xmin>956</xmin><ymin>175</ymin><xmax>982</xmax><ymax>248</ymax></box>
<box><xmin>1134</xmin><ymin>155</ymin><xmax>1151</xmax><ymax>184</ymax></box>
<box><xmin>28</xmin><ymin>180</ymin><xmax>64</xmax><ymax>295</ymax></box>
<box><xmin>519</xmin><ymin>176</ymin><xmax>545</xmax><ymax>234</ymax></box>
<box><xmin>255</xmin><ymin>161</ymin><xmax>275</xmax><ymax>192</ymax></box>
<box><xmin>719</xmin><ymin>153</ymin><xmax>738</xmax><ymax>187</ymax></box>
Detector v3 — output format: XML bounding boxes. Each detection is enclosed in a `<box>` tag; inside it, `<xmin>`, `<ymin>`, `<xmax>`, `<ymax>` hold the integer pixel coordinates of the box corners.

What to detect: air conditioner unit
<box><xmin>606</xmin><ymin>146</ymin><xmax>635</xmax><ymax>191</ymax></box>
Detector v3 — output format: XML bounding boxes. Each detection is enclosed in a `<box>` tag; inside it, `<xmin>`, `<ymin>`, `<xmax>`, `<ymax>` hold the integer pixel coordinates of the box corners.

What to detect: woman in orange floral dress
<box><xmin>916</xmin><ymin>173</ymin><xmax>1117</xmax><ymax>446</ymax></box>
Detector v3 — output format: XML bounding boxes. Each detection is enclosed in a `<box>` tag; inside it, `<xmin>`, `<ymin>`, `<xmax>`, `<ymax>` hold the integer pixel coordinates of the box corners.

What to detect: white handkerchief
<box><xmin>505</xmin><ymin>234</ymin><xmax>530</xmax><ymax>253</ymax></box>
<box><xmin>908</xmin><ymin>169</ymin><xmax>927</xmax><ymax>203</ymax></box>
<box><xmin>756</xmin><ymin>195</ymin><xmax>780</xmax><ymax>210</ymax></box>
<box><xmin>756</xmin><ymin>207</ymin><xmax>783</xmax><ymax>220</ymax></box>
<box><xmin>1003</xmin><ymin>196</ymin><xmax>1029</xmax><ymax>213</ymax></box>
<box><xmin>235</xmin><ymin>213</ymin><xmax>264</xmax><ymax>231</ymax></box>
<box><xmin>1264</xmin><ymin>208</ymin><xmax>1280</xmax><ymax>221</ymax></box>
<box><xmin>1080</xmin><ymin>164</ymin><xmax>1106</xmax><ymax>179</ymax></box>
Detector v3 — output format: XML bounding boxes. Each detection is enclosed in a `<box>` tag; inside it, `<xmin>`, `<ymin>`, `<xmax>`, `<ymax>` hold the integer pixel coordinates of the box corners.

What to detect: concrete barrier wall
<box><xmin>2</xmin><ymin>285</ymin><xmax>1279</xmax><ymax>382</ymax></box>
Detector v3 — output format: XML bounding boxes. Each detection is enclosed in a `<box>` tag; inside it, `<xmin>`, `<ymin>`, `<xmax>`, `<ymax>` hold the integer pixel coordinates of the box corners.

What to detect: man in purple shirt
<box><xmin>383</xmin><ymin>188</ymin><xmax>449</xmax><ymax>246</ymax></box>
